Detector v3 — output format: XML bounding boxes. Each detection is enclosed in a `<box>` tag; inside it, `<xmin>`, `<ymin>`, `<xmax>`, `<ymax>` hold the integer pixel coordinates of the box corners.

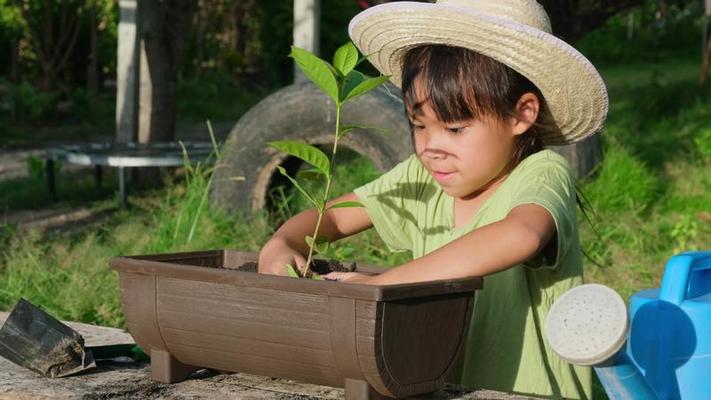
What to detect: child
<box><xmin>258</xmin><ymin>0</ymin><xmax>608</xmax><ymax>398</ymax></box>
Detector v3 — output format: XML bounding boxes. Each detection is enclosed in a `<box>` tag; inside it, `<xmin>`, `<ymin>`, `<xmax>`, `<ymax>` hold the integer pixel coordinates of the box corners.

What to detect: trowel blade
<box><xmin>0</xmin><ymin>298</ymin><xmax>96</xmax><ymax>377</ymax></box>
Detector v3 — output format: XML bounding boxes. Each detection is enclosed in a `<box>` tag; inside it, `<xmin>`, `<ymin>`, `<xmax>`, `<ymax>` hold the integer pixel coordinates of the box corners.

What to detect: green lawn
<box><xmin>579</xmin><ymin>58</ymin><xmax>711</xmax><ymax>299</ymax></box>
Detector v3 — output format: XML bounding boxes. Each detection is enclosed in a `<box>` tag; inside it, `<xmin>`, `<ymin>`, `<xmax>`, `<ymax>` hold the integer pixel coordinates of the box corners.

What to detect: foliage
<box><xmin>695</xmin><ymin>127</ymin><xmax>711</xmax><ymax>160</ymax></box>
<box><xmin>575</xmin><ymin>0</ymin><xmax>703</xmax><ymax>65</ymax></box>
<box><xmin>176</xmin><ymin>71</ymin><xmax>270</xmax><ymax>122</ymax></box>
<box><xmin>256</xmin><ymin>0</ymin><xmax>364</xmax><ymax>86</ymax></box>
<box><xmin>7</xmin><ymin>81</ymin><xmax>56</xmax><ymax>122</ymax></box>
<box><xmin>268</xmin><ymin>42</ymin><xmax>388</xmax><ymax>278</ymax></box>
<box><xmin>0</xmin><ymin>0</ymin><xmax>117</xmax><ymax>88</ymax></box>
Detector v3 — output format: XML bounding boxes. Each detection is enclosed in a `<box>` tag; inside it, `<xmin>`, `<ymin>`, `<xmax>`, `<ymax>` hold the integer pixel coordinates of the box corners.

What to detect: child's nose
<box><xmin>423</xmin><ymin>131</ymin><xmax>450</xmax><ymax>155</ymax></box>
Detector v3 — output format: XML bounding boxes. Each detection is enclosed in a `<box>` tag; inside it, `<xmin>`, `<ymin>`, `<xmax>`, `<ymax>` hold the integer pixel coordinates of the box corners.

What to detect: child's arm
<box><xmin>325</xmin><ymin>203</ymin><xmax>555</xmax><ymax>284</ymax></box>
<box><xmin>258</xmin><ymin>192</ymin><xmax>373</xmax><ymax>275</ymax></box>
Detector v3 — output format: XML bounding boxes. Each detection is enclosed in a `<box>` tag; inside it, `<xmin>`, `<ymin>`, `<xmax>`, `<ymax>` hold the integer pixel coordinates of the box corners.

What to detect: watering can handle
<box><xmin>659</xmin><ymin>251</ymin><xmax>711</xmax><ymax>305</ymax></box>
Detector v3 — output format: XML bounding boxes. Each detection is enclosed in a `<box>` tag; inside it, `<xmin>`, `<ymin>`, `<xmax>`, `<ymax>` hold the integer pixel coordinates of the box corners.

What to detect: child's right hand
<box><xmin>257</xmin><ymin>238</ymin><xmax>307</xmax><ymax>276</ymax></box>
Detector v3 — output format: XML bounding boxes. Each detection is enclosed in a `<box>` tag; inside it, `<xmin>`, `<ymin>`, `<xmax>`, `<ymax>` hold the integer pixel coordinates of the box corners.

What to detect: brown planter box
<box><xmin>110</xmin><ymin>250</ymin><xmax>482</xmax><ymax>399</ymax></box>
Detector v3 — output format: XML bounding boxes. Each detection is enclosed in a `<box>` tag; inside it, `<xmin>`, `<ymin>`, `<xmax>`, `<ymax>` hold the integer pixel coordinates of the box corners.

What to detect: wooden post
<box><xmin>293</xmin><ymin>0</ymin><xmax>320</xmax><ymax>83</ymax></box>
<box><xmin>116</xmin><ymin>0</ymin><xmax>140</xmax><ymax>143</ymax></box>
<box><xmin>137</xmin><ymin>30</ymin><xmax>153</xmax><ymax>143</ymax></box>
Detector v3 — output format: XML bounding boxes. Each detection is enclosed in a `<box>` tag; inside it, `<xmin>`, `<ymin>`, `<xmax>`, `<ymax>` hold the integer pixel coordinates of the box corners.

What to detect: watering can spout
<box><xmin>594</xmin><ymin>352</ymin><xmax>658</xmax><ymax>400</ymax></box>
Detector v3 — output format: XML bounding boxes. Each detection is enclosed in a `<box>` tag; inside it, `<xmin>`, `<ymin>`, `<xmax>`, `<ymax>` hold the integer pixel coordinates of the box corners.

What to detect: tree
<box><xmin>138</xmin><ymin>0</ymin><xmax>197</xmax><ymax>143</ymax></box>
<box><xmin>355</xmin><ymin>0</ymin><xmax>645</xmax><ymax>44</ymax></box>
<box><xmin>540</xmin><ymin>0</ymin><xmax>645</xmax><ymax>43</ymax></box>
<box><xmin>19</xmin><ymin>0</ymin><xmax>85</xmax><ymax>91</ymax></box>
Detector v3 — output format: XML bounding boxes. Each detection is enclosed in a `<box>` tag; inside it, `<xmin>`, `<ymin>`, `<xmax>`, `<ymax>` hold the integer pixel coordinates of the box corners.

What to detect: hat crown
<box><xmin>438</xmin><ymin>0</ymin><xmax>552</xmax><ymax>33</ymax></box>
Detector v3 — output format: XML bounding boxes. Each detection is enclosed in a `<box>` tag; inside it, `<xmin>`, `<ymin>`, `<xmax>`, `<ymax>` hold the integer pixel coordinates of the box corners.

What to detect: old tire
<box><xmin>210</xmin><ymin>82</ymin><xmax>603</xmax><ymax>213</ymax></box>
<box><xmin>210</xmin><ymin>81</ymin><xmax>412</xmax><ymax>213</ymax></box>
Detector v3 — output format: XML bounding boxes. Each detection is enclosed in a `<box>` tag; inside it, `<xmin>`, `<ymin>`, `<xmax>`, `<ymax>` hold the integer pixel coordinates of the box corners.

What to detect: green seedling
<box><xmin>270</xmin><ymin>42</ymin><xmax>390</xmax><ymax>279</ymax></box>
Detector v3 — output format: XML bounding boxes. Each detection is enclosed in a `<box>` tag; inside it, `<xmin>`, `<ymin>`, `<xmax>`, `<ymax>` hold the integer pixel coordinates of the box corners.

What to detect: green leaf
<box><xmin>286</xmin><ymin>264</ymin><xmax>301</xmax><ymax>278</ymax></box>
<box><xmin>333</xmin><ymin>42</ymin><xmax>359</xmax><ymax>77</ymax></box>
<box><xmin>325</xmin><ymin>62</ymin><xmax>342</xmax><ymax>80</ymax></box>
<box><xmin>269</xmin><ymin>140</ymin><xmax>330</xmax><ymax>176</ymax></box>
<box><xmin>311</xmin><ymin>274</ymin><xmax>325</xmax><ymax>281</ymax></box>
<box><xmin>305</xmin><ymin>235</ymin><xmax>330</xmax><ymax>254</ymax></box>
<box><xmin>290</xmin><ymin>46</ymin><xmax>339</xmax><ymax>102</ymax></box>
<box><xmin>344</xmin><ymin>75</ymin><xmax>391</xmax><ymax>102</ymax></box>
<box><xmin>297</xmin><ymin>168</ymin><xmax>323</xmax><ymax>181</ymax></box>
<box><xmin>275</xmin><ymin>166</ymin><xmax>322</xmax><ymax>209</ymax></box>
<box><xmin>327</xmin><ymin>200</ymin><xmax>364</xmax><ymax>210</ymax></box>
<box><xmin>340</xmin><ymin>70</ymin><xmax>366</xmax><ymax>102</ymax></box>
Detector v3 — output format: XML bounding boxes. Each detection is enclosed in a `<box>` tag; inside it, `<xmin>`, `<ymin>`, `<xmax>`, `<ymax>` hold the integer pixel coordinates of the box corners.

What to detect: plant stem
<box><xmin>303</xmin><ymin>103</ymin><xmax>342</xmax><ymax>276</ymax></box>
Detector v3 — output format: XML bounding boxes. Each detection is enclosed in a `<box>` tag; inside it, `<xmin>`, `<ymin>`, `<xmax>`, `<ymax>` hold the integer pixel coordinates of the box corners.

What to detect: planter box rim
<box><xmin>110</xmin><ymin>249</ymin><xmax>482</xmax><ymax>302</ymax></box>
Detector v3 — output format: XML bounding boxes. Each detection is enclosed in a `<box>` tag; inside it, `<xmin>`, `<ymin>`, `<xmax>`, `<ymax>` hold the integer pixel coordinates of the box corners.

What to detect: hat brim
<box><xmin>349</xmin><ymin>2</ymin><xmax>609</xmax><ymax>145</ymax></box>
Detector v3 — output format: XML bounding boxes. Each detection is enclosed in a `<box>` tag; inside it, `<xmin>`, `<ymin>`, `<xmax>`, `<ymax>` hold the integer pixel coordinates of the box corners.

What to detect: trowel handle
<box><xmin>659</xmin><ymin>251</ymin><xmax>711</xmax><ymax>305</ymax></box>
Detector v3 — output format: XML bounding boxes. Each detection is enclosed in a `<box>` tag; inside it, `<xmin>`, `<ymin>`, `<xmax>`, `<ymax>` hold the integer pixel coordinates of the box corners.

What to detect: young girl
<box><xmin>259</xmin><ymin>1</ymin><xmax>608</xmax><ymax>398</ymax></box>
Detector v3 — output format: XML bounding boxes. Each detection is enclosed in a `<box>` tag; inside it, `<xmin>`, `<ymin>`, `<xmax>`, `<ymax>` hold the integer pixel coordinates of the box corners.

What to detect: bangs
<box><xmin>402</xmin><ymin>45</ymin><xmax>516</xmax><ymax>123</ymax></box>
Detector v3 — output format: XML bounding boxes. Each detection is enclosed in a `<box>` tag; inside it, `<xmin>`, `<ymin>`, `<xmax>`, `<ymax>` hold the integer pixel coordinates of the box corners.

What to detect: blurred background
<box><xmin>0</xmin><ymin>2</ymin><xmax>709</xmax><ymax>397</ymax></box>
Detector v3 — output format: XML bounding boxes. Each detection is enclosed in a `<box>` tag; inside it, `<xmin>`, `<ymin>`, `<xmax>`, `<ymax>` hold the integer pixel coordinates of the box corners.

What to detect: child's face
<box><xmin>409</xmin><ymin>99</ymin><xmax>520</xmax><ymax>200</ymax></box>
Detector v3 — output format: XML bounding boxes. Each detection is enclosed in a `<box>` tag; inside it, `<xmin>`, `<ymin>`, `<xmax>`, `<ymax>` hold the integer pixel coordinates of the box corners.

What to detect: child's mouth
<box><xmin>432</xmin><ymin>170</ymin><xmax>455</xmax><ymax>182</ymax></box>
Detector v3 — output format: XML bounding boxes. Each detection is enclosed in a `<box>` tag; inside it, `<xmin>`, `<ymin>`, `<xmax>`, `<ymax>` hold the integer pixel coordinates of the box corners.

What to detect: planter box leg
<box><xmin>345</xmin><ymin>378</ymin><xmax>391</xmax><ymax>400</ymax></box>
<box><xmin>150</xmin><ymin>349</ymin><xmax>198</xmax><ymax>383</ymax></box>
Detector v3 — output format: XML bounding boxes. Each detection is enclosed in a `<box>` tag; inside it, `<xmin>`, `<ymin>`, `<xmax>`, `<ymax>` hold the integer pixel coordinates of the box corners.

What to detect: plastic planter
<box><xmin>110</xmin><ymin>250</ymin><xmax>482</xmax><ymax>399</ymax></box>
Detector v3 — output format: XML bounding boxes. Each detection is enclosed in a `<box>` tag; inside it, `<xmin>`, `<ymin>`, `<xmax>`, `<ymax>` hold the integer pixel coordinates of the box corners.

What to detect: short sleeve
<box><xmin>509</xmin><ymin>152</ymin><xmax>578</xmax><ymax>269</ymax></box>
<box><xmin>353</xmin><ymin>155</ymin><xmax>428</xmax><ymax>252</ymax></box>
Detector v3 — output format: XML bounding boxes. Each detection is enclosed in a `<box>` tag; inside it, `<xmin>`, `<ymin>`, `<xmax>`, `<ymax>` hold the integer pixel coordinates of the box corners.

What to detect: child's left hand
<box><xmin>323</xmin><ymin>272</ymin><xmax>374</xmax><ymax>284</ymax></box>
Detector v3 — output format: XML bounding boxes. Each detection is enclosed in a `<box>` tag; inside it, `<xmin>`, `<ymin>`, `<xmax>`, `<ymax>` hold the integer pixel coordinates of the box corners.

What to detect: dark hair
<box><xmin>401</xmin><ymin>45</ymin><xmax>561</xmax><ymax>170</ymax></box>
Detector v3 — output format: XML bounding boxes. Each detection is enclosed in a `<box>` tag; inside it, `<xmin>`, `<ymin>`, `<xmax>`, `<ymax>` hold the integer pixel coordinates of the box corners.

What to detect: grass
<box><xmin>1</xmin><ymin>44</ymin><xmax>708</xmax><ymax>322</ymax></box>
<box><xmin>578</xmin><ymin>58</ymin><xmax>711</xmax><ymax>300</ymax></box>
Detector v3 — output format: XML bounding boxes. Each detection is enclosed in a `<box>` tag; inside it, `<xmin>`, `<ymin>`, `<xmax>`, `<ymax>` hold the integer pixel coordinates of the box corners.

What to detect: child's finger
<box><xmin>323</xmin><ymin>272</ymin><xmax>348</xmax><ymax>281</ymax></box>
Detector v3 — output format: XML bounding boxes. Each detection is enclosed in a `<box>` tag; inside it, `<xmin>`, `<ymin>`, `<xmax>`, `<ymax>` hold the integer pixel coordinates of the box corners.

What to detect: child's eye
<box><xmin>447</xmin><ymin>126</ymin><xmax>465</xmax><ymax>134</ymax></box>
<box><xmin>411</xmin><ymin>124</ymin><xmax>425</xmax><ymax>132</ymax></box>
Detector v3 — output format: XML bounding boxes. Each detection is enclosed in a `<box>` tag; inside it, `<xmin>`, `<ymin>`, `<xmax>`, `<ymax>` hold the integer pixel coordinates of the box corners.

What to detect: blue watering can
<box><xmin>547</xmin><ymin>251</ymin><xmax>711</xmax><ymax>400</ymax></box>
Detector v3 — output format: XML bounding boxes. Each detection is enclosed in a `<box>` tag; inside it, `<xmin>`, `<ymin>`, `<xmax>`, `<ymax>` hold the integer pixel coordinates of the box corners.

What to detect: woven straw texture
<box><xmin>349</xmin><ymin>0</ymin><xmax>609</xmax><ymax>145</ymax></box>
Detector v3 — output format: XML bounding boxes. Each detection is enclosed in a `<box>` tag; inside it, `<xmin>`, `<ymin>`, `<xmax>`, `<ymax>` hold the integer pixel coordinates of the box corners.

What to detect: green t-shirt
<box><xmin>354</xmin><ymin>149</ymin><xmax>591</xmax><ymax>399</ymax></box>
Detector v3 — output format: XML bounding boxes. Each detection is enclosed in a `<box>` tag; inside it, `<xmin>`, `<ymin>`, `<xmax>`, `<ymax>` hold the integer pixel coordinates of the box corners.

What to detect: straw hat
<box><xmin>348</xmin><ymin>0</ymin><xmax>609</xmax><ymax>145</ymax></box>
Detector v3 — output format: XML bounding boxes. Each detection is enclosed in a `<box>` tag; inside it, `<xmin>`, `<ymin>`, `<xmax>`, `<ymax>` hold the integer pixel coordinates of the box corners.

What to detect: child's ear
<box><xmin>511</xmin><ymin>92</ymin><xmax>540</xmax><ymax>136</ymax></box>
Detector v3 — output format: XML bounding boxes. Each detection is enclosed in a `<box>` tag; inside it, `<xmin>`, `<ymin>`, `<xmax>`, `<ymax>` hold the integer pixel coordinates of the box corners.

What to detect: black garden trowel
<box><xmin>0</xmin><ymin>298</ymin><xmax>96</xmax><ymax>377</ymax></box>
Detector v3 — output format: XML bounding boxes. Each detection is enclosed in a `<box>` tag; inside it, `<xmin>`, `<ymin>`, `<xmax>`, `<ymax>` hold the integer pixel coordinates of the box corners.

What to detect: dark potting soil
<box><xmin>234</xmin><ymin>259</ymin><xmax>355</xmax><ymax>275</ymax></box>
<box><xmin>237</xmin><ymin>261</ymin><xmax>258</xmax><ymax>272</ymax></box>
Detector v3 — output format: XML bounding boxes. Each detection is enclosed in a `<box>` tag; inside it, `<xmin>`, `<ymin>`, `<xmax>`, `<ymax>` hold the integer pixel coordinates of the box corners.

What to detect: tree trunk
<box><xmin>539</xmin><ymin>0</ymin><xmax>644</xmax><ymax>43</ymax></box>
<box><xmin>701</xmin><ymin>26</ymin><xmax>711</xmax><ymax>85</ymax></box>
<box><xmin>24</xmin><ymin>1</ymin><xmax>84</xmax><ymax>91</ymax></box>
<box><xmin>10</xmin><ymin>41</ymin><xmax>20</xmax><ymax>83</ymax></box>
<box><xmin>193</xmin><ymin>0</ymin><xmax>206</xmax><ymax>79</ymax></box>
<box><xmin>87</xmin><ymin>2</ymin><xmax>99</xmax><ymax>92</ymax></box>
<box><xmin>138</xmin><ymin>0</ymin><xmax>197</xmax><ymax>144</ymax></box>
<box><xmin>703</xmin><ymin>2</ymin><xmax>711</xmax><ymax>84</ymax></box>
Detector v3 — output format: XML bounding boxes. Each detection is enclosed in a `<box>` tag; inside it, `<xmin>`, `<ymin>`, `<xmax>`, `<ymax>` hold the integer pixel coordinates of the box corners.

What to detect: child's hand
<box><xmin>323</xmin><ymin>272</ymin><xmax>373</xmax><ymax>284</ymax></box>
<box><xmin>258</xmin><ymin>239</ymin><xmax>307</xmax><ymax>276</ymax></box>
